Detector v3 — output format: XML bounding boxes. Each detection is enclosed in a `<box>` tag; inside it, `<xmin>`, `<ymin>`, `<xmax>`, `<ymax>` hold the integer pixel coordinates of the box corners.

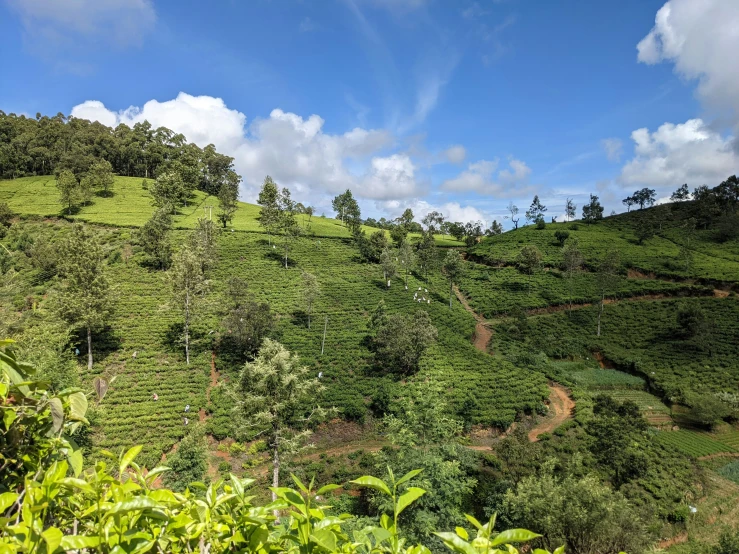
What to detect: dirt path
<box><xmin>453</xmin><ymin>284</ymin><xmax>575</xmax><ymax>442</ymax></box>
<box><xmin>528</xmin><ymin>384</ymin><xmax>575</xmax><ymax>442</ymax></box>
<box><xmin>453</xmin><ymin>285</ymin><xmax>493</xmax><ymax>354</ymax></box>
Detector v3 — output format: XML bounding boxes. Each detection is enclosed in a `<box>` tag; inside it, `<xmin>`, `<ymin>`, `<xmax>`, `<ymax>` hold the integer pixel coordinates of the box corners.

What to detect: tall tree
<box><xmin>441</xmin><ymin>249</ymin><xmax>463</xmax><ymax>309</ymax></box>
<box><xmin>398</xmin><ymin>238</ymin><xmax>415</xmax><ymax>288</ymax></box>
<box><xmin>632</xmin><ymin>188</ymin><xmax>656</xmax><ymax>210</ymax></box>
<box><xmin>87</xmin><ymin>159</ymin><xmax>115</xmax><ymax>195</ymax></box>
<box><xmin>56</xmin><ymin>169</ymin><xmax>80</xmax><ymax>215</ymax></box>
<box><xmin>515</xmin><ymin>245</ymin><xmax>542</xmax><ymax>296</ymax></box>
<box><xmin>507</xmin><ymin>202</ymin><xmax>520</xmax><ymax>229</ymax></box>
<box><xmin>278</xmin><ymin>187</ymin><xmax>301</xmax><ymax>269</ymax></box>
<box><xmin>257</xmin><ymin>176</ymin><xmax>280</xmax><ymax>246</ymax></box>
<box><xmin>622</xmin><ymin>196</ymin><xmax>636</xmax><ymax>212</ymax></box>
<box><xmin>217</xmin><ymin>179</ymin><xmax>239</xmax><ymax>228</ymax></box>
<box><xmin>670</xmin><ymin>184</ymin><xmax>691</xmax><ymax>202</ymax></box>
<box><xmin>332</xmin><ymin>189</ymin><xmax>361</xmax><ymax>232</ymax></box>
<box><xmin>581</xmin><ymin>194</ymin><xmax>604</xmax><ymax>224</ymax></box>
<box><xmin>565</xmin><ymin>198</ymin><xmax>576</xmax><ymax>222</ymax></box>
<box><xmin>169</xmin><ymin>243</ymin><xmax>209</xmax><ymax>365</ymax></box>
<box><xmin>138</xmin><ymin>205</ymin><xmax>173</xmax><ymax>269</ymax></box>
<box><xmin>595</xmin><ymin>251</ymin><xmax>620</xmax><ymax>337</ymax></box>
<box><xmin>300</xmin><ymin>271</ymin><xmax>320</xmax><ymax>329</ymax></box>
<box><xmin>56</xmin><ymin>224</ymin><xmax>114</xmax><ymax>370</ymax></box>
<box><xmin>220</xmin><ymin>277</ymin><xmax>275</xmax><ymax>361</ymax></box>
<box><xmin>416</xmin><ymin>231</ymin><xmax>437</xmax><ymax>282</ymax></box>
<box><xmin>235</xmin><ymin>339</ymin><xmax>326</xmax><ymax>504</ymax></box>
<box><xmin>422</xmin><ymin>211</ymin><xmax>445</xmax><ymax>235</ymax></box>
<box><xmin>190</xmin><ymin>216</ymin><xmax>219</xmax><ymax>274</ymax></box>
<box><xmin>561</xmin><ymin>238</ymin><xmax>584</xmax><ymax>312</ymax></box>
<box><xmin>487</xmin><ymin>219</ymin><xmax>503</xmax><ymax>235</ymax></box>
<box><xmin>380</xmin><ymin>246</ymin><xmax>397</xmax><ymax>288</ymax></box>
<box><xmin>372</xmin><ymin>310</ymin><xmax>438</xmax><ymax>374</ymax></box>
<box><xmin>150</xmin><ymin>170</ymin><xmax>188</xmax><ymax>209</ymax></box>
<box><xmin>525</xmin><ymin>195</ymin><xmax>547</xmax><ymax>224</ymax></box>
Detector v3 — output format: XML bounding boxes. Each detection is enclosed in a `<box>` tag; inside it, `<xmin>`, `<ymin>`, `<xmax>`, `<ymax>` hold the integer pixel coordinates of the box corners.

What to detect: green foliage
<box><xmin>220</xmin><ymin>276</ymin><xmax>275</xmax><ymax>361</ymax></box>
<box><xmin>655</xmin><ymin>430</ymin><xmax>735</xmax><ymax>457</ymax></box>
<box><xmin>55</xmin><ymin>169</ymin><xmax>81</xmax><ymax>215</ymax></box>
<box><xmin>162</xmin><ymin>423</ymin><xmax>208</xmax><ymax>491</ymax></box>
<box><xmin>137</xmin><ymin>205</ymin><xmax>173</xmax><ymax>269</ymax></box>
<box><xmin>86</xmin><ymin>159</ymin><xmax>115</xmax><ymax>195</ymax></box>
<box><xmin>515</xmin><ymin>245</ymin><xmax>542</xmax><ymax>275</ymax></box>
<box><xmin>442</xmin><ymin>250</ymin><xmax>464</xmax><ymax>308</ymax></box>
<box><xmin>149</xmin><ymin>170</ymin><xmax>190</xmax><ymax>209</ymax></box>
<box><xmin>372</xmin><ymin>310</ymin><xmax>438</xmax><ymax>374</ymax></box>
<box><xmin>554</xmin><ymin>230</ymin><xmax>570</xmax><ymax>246</ymax></box>
<box><xmin>581</xmin><ymin>194</ymin><xmax>604</xmax><ymax>224</ymax></box>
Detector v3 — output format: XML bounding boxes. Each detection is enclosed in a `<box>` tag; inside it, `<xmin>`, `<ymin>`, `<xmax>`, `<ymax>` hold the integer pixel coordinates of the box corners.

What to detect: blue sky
<box><xmin>1</xmin><ymin>0</ymin><xmax>738</xmax><ymax>226</ymax></box>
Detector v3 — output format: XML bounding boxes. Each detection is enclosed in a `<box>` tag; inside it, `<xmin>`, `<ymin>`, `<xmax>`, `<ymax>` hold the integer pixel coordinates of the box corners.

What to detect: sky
<box><xmin>1</xmin><ymin>0</ymin><xmax>738</xmax><ymax>227</ymax></box>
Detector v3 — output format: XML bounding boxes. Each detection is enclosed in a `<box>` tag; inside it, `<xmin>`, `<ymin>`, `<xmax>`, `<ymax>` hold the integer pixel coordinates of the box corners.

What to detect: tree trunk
<box><xmin>272</xmin><ymin>433</ymin><xmax>280</xmax><ymax>517</ymax></box>
<box><xmin>185</xmin><ymin>290</ymin><xmax>190</xmax><ymax>365</ymax></box>
<box><xmin>597</xmin><ymin>294</ymin><xmax>604</xmax><ymax>337</ymax></box>
<box><xmin>87</xmin><ymin>326</ymin><xmax>93</xmax><ymax>370</ymax></box>
<box><xmin>308</xmin><ymin>306</ymin><xmax>311</xmax><ymax>330</ymax></box>
<box><xmin>284</xmin><ymin>245</ymin><xmax>288</xmax><ymax>269</ymax></box>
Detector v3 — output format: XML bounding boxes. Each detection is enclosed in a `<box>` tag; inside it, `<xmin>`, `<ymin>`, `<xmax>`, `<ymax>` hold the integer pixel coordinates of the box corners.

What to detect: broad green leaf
<box><xmin>68</xmin><ymin>391</ymin><xmax>88</xmax><ymax>421</ymax></box>
<box><xmin>534</xmin><ymin>549</ymin><xmax>552</xmax><ymax>554</ymax></box>
<box><xmin>49</xmin><ymin>397</ymin><xmax>64</xmax><ymax>433</ymax></box>
<box><xmin>68</xmin><ymin>449</ymin><xmax>83</xmax><ymax>477</ymax></box>
<box><xmin>396</xmin><ymin>468</ymin><xmax>423</xmax><ymax>487</ymax></box>
<box><xmin>0</xmin><ymin>492</ymin><xmax>18</xmax><ymax>513</ymax></box>
<box><xmin>434</xmin><ymin>532</ymin><xmax>477</xmax><ymax>554</ymax></box>
<box><xmin>230</xmin><ymin>473</ymin><xmax>244</xmax><ymax>496</ymax></box>
<box><xmin>316</xmin><ymin>484</ymin><xmax>340</xmax><ymax>496</ymax></box>
<box><xmin>106</xmin><ymin>496</ymin><xmax>160</xmax><ymax>516</ymax></box>
<box><xmin>490</xmin><ymin>529</ymin><xmax>541</xmax><ymax>547</ymax></box>
<box><xmin>119</xmin><ymin>445</ymin><xmax>143</xmax><ymax>476</ymax></box>
<box><xmin>350</xmin><ymin>476</ymin><xmax>391</xmax><ymax>497</ymax></box>
<box><xmin>311</xmin><ymin>529</ymin><xmax>337</xmax><ymax>552</ymax></box>
<box><xmin>61</xmin><ymin>536</ymin><xmax>101</xmax><ymax>550</ymax></box>
<box><xmin>456</xmin><ymin>527</ymin><xmax>469</xmax><ymax>540</ymax></box>
<box><xmin>396</xmin><ymin>487</ymin><xmax>426</xmax><ymax>516</ymax></box>
<box><xmin>291</xmin><ymin>474</ymin><xmax>309</xmax><ymax>493</ymax></box>
<box><xmin>60</xmin><ymin>478</ymin><xmax>94</xmax><ymax>494</ymax></box>
<box><xmin>3</xmin><ymin>408</ymin><xmax>15</xmax><ymax>430</ymax></box>
<box><xmin>42</xmin><ymin>526</ymin><xmax>63</xmax><ymax>553</ymax></box>
<box><xmin>553</xmin><ymin>546</ymin><xmax>565</xmax><ymax>554</ymax></box>
<box><xmin>464</xmin><ymin>514</ymin><xmax>483</xmax><ymax>531</ymax></box>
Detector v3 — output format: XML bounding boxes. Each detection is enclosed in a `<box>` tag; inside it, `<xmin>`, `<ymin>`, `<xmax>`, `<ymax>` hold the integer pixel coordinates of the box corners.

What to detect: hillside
<box><xmin>1</xmin><ymin>175</ymin><xmax>738</xmax><ymax>552</ymax></box>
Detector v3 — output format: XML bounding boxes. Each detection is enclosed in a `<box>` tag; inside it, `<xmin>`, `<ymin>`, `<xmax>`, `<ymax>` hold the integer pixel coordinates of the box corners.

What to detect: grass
<box><xmin>717</xmin><ymin>459</ymin><xmax>739</xmax><ymax>484</ymax></box>
<box><xmin>0</xmin><ymin>175</ymin><xmax>464</xmax><ymax>245</ymax></box>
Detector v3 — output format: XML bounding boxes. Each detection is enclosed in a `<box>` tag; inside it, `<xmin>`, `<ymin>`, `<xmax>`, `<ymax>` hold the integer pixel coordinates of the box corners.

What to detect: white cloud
<box><xmin>637</xmin><ymin>0</ymin><xmax>739</xmax><ymax>120</ymax></box>
<box><xmin>620</xmin><ymin>119</ymin><xmax>739</xmax><ymax>188</ymax></box>
<box><xmin>601</xmin><ymin>138</ymin><xmax>623</xmax><ymax>162</ymax></box>
<box><xmin>443</xmin><ymin>145</ymin><xmax>466</xmax><ymax>164</ymax></box>
<box><xmin>70</xmin><ymin>93</ymin><xmax>423</xmax><ymax>203</ymax></box>
<box><xmin>7</xmin><ymin>0</ymin><xmax>156</xmax><ymax>49</ymax></box>
<box><xmin>441</xmin><ymin>157</ymin><xmax>533</xmax><ymax>196</ymax></box>
<box><xmin>379</xmin><ymin>198</ymin><xmax>486</xmax><ymax>225</ymax></box>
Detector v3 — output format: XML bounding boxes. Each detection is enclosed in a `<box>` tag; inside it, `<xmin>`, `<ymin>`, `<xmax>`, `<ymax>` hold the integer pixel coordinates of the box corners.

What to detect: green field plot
<box><xmin>604</xmin><ymin>390</ymin><xmax>670</xmax><ymax>413</ymax></box>
<box><xmin>717</xmin><ymin>459</ymin><xmax>739</xmax><ymax>484</ymax></box>
<box><xmin>655</xmin><ymin>430</ymin><xmax>735</xmax><ymax>457</ymax></box>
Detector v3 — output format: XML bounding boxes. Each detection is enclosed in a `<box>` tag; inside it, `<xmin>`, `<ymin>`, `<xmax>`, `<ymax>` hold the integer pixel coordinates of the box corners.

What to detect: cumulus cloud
<box><xmin>441</xmin><ymin>157</ymin><xmax>533</xmax><ymax>196</ymax></box>
<box><xmin>637</xmin><ymin>0</ymin><xmax>739</xmax><ymax>120</ymax></box>
<box><xmin>601</xmin><ymin>138</ymin><xmax>623</xmax><ymax>162</ymax></box>
<box><xmin>443</xmin><ymin>145</ymin><xmax>466</xmax><ymax>164</ymax></box>
<box><xmin>70</xmin><ymin>93</ymin><xmax>427</xmax><ymax>203</ymax></box>
<box><xmin>620</xmin><ymin>118</ymin><xmax>739</xmax><ymax>188</ymax></box>
<box><xmin>7</xmin><ymin>0</ymin><xmax>156</xmax><ymax>49</ymax></box>
<box><xmin>379</xmin><ymin>198</ymin><xmax>486</xmax><ymax>226</ymax></box>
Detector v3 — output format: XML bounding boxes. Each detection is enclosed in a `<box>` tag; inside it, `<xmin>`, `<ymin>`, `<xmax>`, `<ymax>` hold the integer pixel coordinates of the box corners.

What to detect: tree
<box><xmin>487</xmin><ymin>220</ymin><xmax>503</xmax><ymax>235</ymax></box>
<box><xmin>671</xmin><ymin>184</ymin><xmax>691</xmax><ymax>202</ymax></box>
<box><xmin>169</xmin><ymin>243</ymin><xmax>208</xmax><ymax>365</ymax></box>
<box><xmin>635</xmin><ymin>215</ymin><xmax>656</xmax><ymax>244</ymax></box>
<box><xmin>398</xmin><ymin>238</ymin><xmax>415</xmax><ymax>288</ymax></box>
<box><xmin>389</xmin><ymin>224</ymin><xmax>407</xmax><ymax>247</ymax></box>
<box><xmin>220</xmin><ymin>277</ymin><xmax>275</xmax><ymax>361</ymax></box>
<box><xmin>372</xmin><ymin>310</ymin><xmax>437</xmax><ymax>374</ymax></box>
<box><xmin>278</xmin><ymin>187</ymin><xmax>301</xmax><ymax>269</ymax></box>
<box><xmin>380</xmin><ymin>246</ymin><xmax>397</xmax><ymax>288</ymax></box>
<box><xmin>515</xmin><ymin>245</ymin><xmax>542</xmax><ymax>275</ymax></box>
<box><xmin>502</xmin><ymin>461</ymin><xmax>651</xmax><ymax>554</ymax></box>
<box><xmin>581</xmin><ymin>194</ymin><xmax>604</xmax><ymax>224</ymax></box>
<box><xmin>422</xmin><ymin>211</ymin><xmax>445</xmax><ymax>235</ymax></box>
<box><xmin>677</xmin><ymin>303</ymin><xmax>705</xmax><ymax>338</ymax></box>
<box><xmin>257</xmin><ymin>176</ymin><xmax>280</xmax><ymax>246</ymax></box>
<box><xmin>685</xmin><ymin>392</ymin><xmax>731</xmax><ymax>429</ymax></box>
<box><xmin>56</xmin><ymin>169</ymin><xmax>81</xmax><ymax>215</ymax></box>
<box><xmin>217</xmin><ymin>179</ymin><xmax>239</xmax><ymax>228</ymax></box>
<box><xmin>301</xmin><ymin>271</ymin><xmax>320</xmax><ymax>329</ymax></box>
<box><xmin>622</xmin><ymin>195</ymin><xmax>636</xmax><ymax>212</ymax></box>
<box><xmin>561</xmin><ymin>238</ymin><xmax>583</xmax><ymax>312</ymax></box>
<box><xmin>565</xmin><ymin>198</ymin><xmax>576</xmax><ymax>222</ymax></box>
<box><xmin>332</xmin><ymin>189</ymin><xmax>361</xmax><ymax>232</ymax></box>
<box><xmin>235</xmin><ymin>339</ymin><xmax>326</xmax><ymax>503</ymax></box>
<box><xmin>416</xmin><ymin>231</ymin><xmax>437</xmax><ymax>282</ymax></box>
<box><xmin>377</xmin><ymin>380</ymin><xmax>475</xmax><ymax>544</ymax></box>
<box><xmin>150</xmin><ymin>170</ymin><xmax>188</xmax><ymax>209</ymax></box>
<box><xmin>55</xmin><ymin>224</ymin><xmax>114</xmax><ymax>370</ymax></box>
<box><xmin>525</xmin><ymin>195</ymin><xmax>547</xmax><ymax>224</ymax></box>
<box><xmin>442</xmin><ymin>249</ymin><xmax>463</xmax><ymax>308</ymax></box>
<box><xmin>163</xmin><ymin>424</ymin><xmax>207</xmax><ymax>491</ymax></box>
<box><xmin>87</xmin><ymin>159</ymin><xmax>115</xmax><ymax>195</ymax></box>
<box><xmin>554</xmin><ymin>230</ymin><xmax>570</xmax><ymax>246</ymax></box>
<box><xmin>0</xmin><ymin>201</ymin><xmax>14</xmax><ymax>228</ymax></box>
<box><xmin>595</xmin><ymin>250</ymin><xmax>620</xmax><ymax>336</ymax></box>
<box><xmin>138</xmin><ymin>205</ymin><xmax>173</xmax><ymax>269</ymax></box>
<box><xmin>507</xmin><ymin>202</ymin><xmax>520</xmax><ymax>229</ymax></box>
<box><xmin>632</xmin><ymin>188</ymin><xmax>656</xmax><ymax>210</ymax></box>
<box><xmin>189</xmin><ymin>216</ymin><xmax>219</xmax><ymax>274</ymax></box>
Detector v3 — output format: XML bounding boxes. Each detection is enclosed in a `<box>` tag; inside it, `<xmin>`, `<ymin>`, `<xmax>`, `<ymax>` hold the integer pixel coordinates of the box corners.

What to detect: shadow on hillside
<box><xmin>58</xmin><ymin>205</ymin><xmax>83</xmax><ymax>217</ymax></box>
<box><xmin>163</xmin><ymin>322</ymin><xmax>212</xmax><ymax>360</ymax></box>
<box><xmin>262</xmin><ymin>249</ymin><xmax>295</xmax><ymax>268</ymax></box>
<box><xmin>500</xmin><ymin>280</ymin><xmax>528</xmax><ymax>292</ymax></box>
<box><xmin>95</xmin><ymin>190</ymin><xmax>115</xmax><ymax>198</ymax></box>
<box><xmin>72</xmin><ymin>326</ymin><xmax>122</xmax><ymax>367</ymax></box>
